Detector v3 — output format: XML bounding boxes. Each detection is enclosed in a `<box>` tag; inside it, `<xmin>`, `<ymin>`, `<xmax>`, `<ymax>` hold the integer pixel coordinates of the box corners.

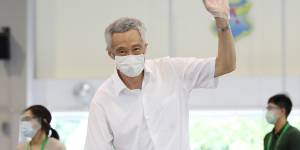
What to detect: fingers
<box><xmin>221</xmin><ymin>0</ymin><xmax>229</xmax><ymax>8</ymax></box>
<box><xmin>203</xmin><ymin>0</ymin><xmax>209</xmax><ymax>9</ymax></box>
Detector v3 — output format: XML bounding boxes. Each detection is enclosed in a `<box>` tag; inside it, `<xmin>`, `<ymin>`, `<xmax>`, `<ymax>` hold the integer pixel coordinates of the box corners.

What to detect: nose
<box><xmin>127</xmin><ymin>50</ymin><xmax>135</xmax><ymax>55</ymax></box>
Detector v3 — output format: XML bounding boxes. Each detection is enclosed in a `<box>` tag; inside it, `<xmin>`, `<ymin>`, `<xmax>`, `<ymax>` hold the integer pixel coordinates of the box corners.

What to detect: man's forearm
<box><xmin>215</xmin><ymin>17</ymin><xmax>236</xmax><ymax>77</ymax></box>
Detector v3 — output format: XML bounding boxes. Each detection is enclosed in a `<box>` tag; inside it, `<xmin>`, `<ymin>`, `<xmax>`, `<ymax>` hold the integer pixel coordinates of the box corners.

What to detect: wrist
<box><xmin>216</xmin><ymin>25</ymin><xmax>230</xmax><ymax>33</ymax></box>
<box><xmin>215</xmin><ymin>17</ymin><xmax>229</xmax><ymax>28</ymax></box>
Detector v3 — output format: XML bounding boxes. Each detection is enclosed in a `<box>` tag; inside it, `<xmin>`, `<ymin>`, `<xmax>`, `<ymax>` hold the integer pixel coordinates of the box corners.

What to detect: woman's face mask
<box><xmin>19</xmin><ymin>117</ymin><xmax>41</xmax><ymax>141</ymax></box>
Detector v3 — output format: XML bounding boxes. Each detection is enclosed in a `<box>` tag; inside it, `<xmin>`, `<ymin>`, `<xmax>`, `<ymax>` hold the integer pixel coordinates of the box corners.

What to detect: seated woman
<box><xmin>17</xmin><ymin>105</ymin><xmax>66</xmax><ymax>150</ymax></box>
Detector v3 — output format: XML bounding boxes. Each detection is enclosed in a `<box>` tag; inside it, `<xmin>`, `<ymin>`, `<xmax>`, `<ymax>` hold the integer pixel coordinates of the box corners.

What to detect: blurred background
<box><xmin>0</xmin><ymin>0</ymin><xmax>299</xmax><ymax>149</ymax></box>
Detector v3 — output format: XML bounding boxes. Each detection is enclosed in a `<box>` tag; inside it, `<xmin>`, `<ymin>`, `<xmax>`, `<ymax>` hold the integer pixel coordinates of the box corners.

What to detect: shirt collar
<box><xmin>112</xmin><ymin>62</ymin><xmax>153</xmax><ymax>96</ymax></box>
<box><xmin>272</xmin><ymin>122</ymin><xmax>289</xmax><ymax>136</ymax></box>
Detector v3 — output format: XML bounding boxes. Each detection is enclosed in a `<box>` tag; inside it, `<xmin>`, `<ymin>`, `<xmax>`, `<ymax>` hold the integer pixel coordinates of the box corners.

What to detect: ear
<box><xmin>107</xmin><ymin>49</ymin><xmax>115</xmax><ymax>59</ymax></box>
<box><xmin>144</xmin><ymin>43</ymin><xmax>148</xmax><ymax>54</ymax></box>
<box><xmin>280</xmin><ymin>108</ymin><xmax>287</xmax><ymax>118</ymax></box>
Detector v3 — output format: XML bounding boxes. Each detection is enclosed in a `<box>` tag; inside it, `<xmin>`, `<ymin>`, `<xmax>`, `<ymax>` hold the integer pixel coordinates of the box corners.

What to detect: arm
<box><xmin>290</xmin><ymin>131</ymin><xmax>300</xmax><ymax>150</ymax></box>
<box><xmin>203</xmin><ymin>0</ymin><xmax>236</xmax><ymax>77</ymax></box>
<box><xmin>58</xmin><ymin>142</ymin><xmax>67</xmax><ymax>150</ymax></box>
<box><xmin>263</xmin><ymin>133</ymin><xmax>270</xmax><ymax>150</ymax></box>
<box><xmin>84</xmin><ymin>101</ymin><xmax>114</xmax><ymax>150</ymax></box>
<box><xmin>214</xmin><ymin>17</ymin><xmax>236</xmax><ymax>77</ymax></box>
<box><xmin>16</xmin><ymin>144</ymin><xmax>24</xmax><ymax>150</ymax></box>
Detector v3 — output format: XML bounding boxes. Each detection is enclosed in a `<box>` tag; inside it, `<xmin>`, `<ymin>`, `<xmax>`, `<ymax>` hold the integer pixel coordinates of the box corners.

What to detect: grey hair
<box><xmin>105</xmin><ymin>17</ymin><xmax>147</xmax><ymax>50</ymax></box>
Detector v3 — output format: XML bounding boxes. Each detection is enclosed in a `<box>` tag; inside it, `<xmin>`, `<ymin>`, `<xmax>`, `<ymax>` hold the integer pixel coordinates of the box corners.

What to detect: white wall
<box><xmin>31</xmin><ymin>0</ymin><xmax>300</xmax><ymax>111</ymax></box>
<box><xmin>34</xmin><ymin>0</ymin><xmax>300</xmax><ymax>79</ymax></box>
<box><xmin>0</xmin><ymin>0</ymin><xmax>28</xmax><ymax>149</ymax></box>
<box><xmin>35</xmin><ymin>0</ymin><xmax>170</xmax><ymax>79</ymax></box>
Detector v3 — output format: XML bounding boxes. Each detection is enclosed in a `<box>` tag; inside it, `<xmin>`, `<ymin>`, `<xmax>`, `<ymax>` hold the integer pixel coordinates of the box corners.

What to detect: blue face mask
<box><xmin>115</xmin><ymin>54</ymin><xmax>145</xmax><ymax>77</ymax></box>
<box><xmin>19</xmin><ymin>121</ymin><xmax>40</xmax><ymax>139</ymax></box>
<box><xmin>265</xmin><ymin>110</ymin><xmax>279</xmax><ymax>124</ymax></box>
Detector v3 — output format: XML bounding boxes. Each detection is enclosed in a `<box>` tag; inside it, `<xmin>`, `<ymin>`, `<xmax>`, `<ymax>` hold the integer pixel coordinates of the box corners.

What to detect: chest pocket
<box><xmin>143</xmin><ymin>87</ymin><xmax>182</xmax><ymax>133</ymax></box>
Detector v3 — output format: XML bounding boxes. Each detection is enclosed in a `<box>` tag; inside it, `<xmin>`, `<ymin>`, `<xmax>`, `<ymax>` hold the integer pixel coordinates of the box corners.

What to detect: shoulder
<box><xmin>146</xmin><ymin>57</ymin><xmax>185</xmax><ymax>73</ymax></box>
<box><xmin>47</xmin><ymin>138</ymin><xmax>66</xmax><ymax>150</ymax></box>
<box><xmin>16</xmin><ymin>143</ymin><xmax>27</xmax><ymax>150</ymax></box>
<box><xmin>147</xmin><ymin>57</ymin><xmax>215</xmax><ymax>69</ymax></box>
<box><xmin>147</xmin><ymin>56</ymin><xmax>194</xmax><ymax>66</ymax></box>
<box><xmin>92</xmin><ymin>77</ymin><xmax>115</xmax><ymax>104</ymax></box>
<box><xmin>146</xmin><ymin>57</ymin><xmax>183</xmax><ymax>80</ymax></box>
<box><xmin>264</xmin><ymin>131</ymin><xmax>272</xmax><ymax>141</ymax></box>
<box><xmin>288</xmin><ymin>125</ymin><xmax>300</xmax><ymax>137</ymax></box>
<box><xmin>146</xmin><ymin>57</ymin><xmax>173</xmax><ymax>68</ymax></box>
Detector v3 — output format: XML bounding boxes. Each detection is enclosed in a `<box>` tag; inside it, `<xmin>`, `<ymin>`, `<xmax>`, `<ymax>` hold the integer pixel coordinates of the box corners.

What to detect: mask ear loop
<box><xmin>263</xmin><ymin>108</ymin><xmax>268</xmax><ymax>121</ymax></box>
<box><xmin>107</xmin><ymin>50</ymin><xmax>115</xmax><ymax>59</ymax></box>
<box><xmin>31</xmin><ymin>117</ymin><xmax>42</xmax><ymax>131</ymax></box>
<box><xmin>18</xmin><ymin>118</ymin><xmax>28</xmax><ymax>143</ymax></box>
<box><xmin>42</xmin><ymin>118</ymin><xmax>53</xmax><ymax>137</ymax></box>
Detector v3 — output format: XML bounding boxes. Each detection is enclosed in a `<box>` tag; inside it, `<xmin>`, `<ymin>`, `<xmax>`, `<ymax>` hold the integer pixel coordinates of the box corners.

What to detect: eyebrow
<box><xmin>115</xmin><ymin>46</ymin><xmax>126</xmax><ymax>51</ymax></box>
<box><xmin>131</xmin><ymin>44</ymin><xmax>142</xmax><ymax>48</ymax></box>
<box><xmin>21</xmin><ymin>116</ymin><xmax>32</xmax><ymax>120</ymax></box>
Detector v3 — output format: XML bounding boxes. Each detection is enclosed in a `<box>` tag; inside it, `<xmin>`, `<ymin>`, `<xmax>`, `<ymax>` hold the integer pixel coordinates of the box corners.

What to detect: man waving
<box><xmin>85</xmin><ymin>0</ymin><xmax>236</xmax><ymax>149</ymax></box>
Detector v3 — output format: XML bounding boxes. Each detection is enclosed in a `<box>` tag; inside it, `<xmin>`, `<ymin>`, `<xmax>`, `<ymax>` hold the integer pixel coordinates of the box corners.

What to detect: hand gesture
<box><xmin>203</xmin><ymin>0</ymin><xmax>230</xmax><ymax>20</ymax></box>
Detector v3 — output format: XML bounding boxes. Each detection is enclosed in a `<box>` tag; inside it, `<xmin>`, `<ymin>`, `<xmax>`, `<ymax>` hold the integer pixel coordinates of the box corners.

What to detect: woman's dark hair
<box><xmin>23</xmin><ymin>105</ymin><xmax>60</xmax><ymax>140</ymax></box>
<box><xmin>268</xmin><ymin>94</ymin><xmax>293</xmax><ymax>117</ymax></box>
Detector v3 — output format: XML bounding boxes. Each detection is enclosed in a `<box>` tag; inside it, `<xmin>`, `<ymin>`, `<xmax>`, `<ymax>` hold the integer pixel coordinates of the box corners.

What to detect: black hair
<box><xmin>23</xmin><ymin>105</ymin><xmax>60</xmax><ymax>140</ymax></box>
<box><xmin>268</xmin><ymin>94</ymin><xmax>293</xmax><ymax>117</ymax></box>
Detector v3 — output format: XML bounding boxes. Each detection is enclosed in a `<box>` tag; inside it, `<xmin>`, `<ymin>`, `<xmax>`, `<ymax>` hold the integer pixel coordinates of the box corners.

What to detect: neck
<box><xmin>118</xmin><ymin>70</ymin><xmax>144</xmax><ymax>90</ymax></box>
<box><xmin>274</xmin><ymin>117</ymin><xmax>287</xmax><ymax>134</ymax></box>
<box><xmin>31</xmin><ymin>130</ymin><xmax>46</xmax><ymax>146</ymax></box>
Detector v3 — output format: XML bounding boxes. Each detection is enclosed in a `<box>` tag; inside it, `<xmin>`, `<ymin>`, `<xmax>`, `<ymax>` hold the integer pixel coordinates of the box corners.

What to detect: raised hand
<box><xmin>203</xmin><ymin>0</ymin><xmax>230</xmax><ymax>20</ymax></box>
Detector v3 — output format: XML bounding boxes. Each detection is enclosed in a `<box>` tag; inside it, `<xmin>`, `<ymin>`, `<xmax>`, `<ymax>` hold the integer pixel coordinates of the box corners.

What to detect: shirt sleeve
<box><xmin>50</xmin><ymin>140</ymin><xmax>66</xmax><ymax>150</ymax></box>
<box><xmin>289</xmin><ymin>130</ymin><xmax>300</xmax><ymax>150</ymax></box>
<box><xmin>167</xmin><ymin>57</ymin><xmax>218</xmax><ymax>91</ymax></box>
<box><xmin>84</xmin><ymin>100</ymin><xmax>114</xmax><ymax>150</ymax></box>
<box><xmin>16</xmin><ymin>143</ymin><xmax>26</xmax><ymax>150</ymax></box>
<box><xmin>58</xmin><ymin>142</ymin><xmax>66</xmax><ymax>150</ymax></box>
<box><xmin>263</xmin><ymin>133</ymin><xmax>270</xmax><ymax>150</ymax></box>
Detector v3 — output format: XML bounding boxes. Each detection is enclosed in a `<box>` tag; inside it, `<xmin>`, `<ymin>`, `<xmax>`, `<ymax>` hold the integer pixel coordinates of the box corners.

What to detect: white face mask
<box><xmin>265</xmin><ymin>110</ymin><xmax>279</xmax><ymax>124</ymax></box>
<box><xmin>115</xmin><ymin>54</ymin><xmax>145</xmax><ymax>77</ymax></box>
<box><xmin>19</xmin><ymin>121</ymin><xmax>41</xmax><ymax>139</ymax></box>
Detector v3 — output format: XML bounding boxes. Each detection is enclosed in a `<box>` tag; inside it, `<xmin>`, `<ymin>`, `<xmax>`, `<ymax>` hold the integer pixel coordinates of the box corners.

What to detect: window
<box><xmin>189</xmin><ymin>110</ymin><xmax>300</xmax><ymax>150</ymax></box>
<box><xmin>51</xmin><ymin>110</ymin><xmax>300</xmax><ymax>150</ymax></box>
<box><xmin>51</xmin><ymin>112</ymin><xmax>88</xmax><ymax>150</ymax></box>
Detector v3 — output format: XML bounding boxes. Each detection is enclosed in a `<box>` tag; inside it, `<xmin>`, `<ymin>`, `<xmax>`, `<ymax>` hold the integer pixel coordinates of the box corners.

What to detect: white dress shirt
<box><xmin>84</xmin><ymin>57</ymin><xmax>218</xmax><ymax>150</ymax></box>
